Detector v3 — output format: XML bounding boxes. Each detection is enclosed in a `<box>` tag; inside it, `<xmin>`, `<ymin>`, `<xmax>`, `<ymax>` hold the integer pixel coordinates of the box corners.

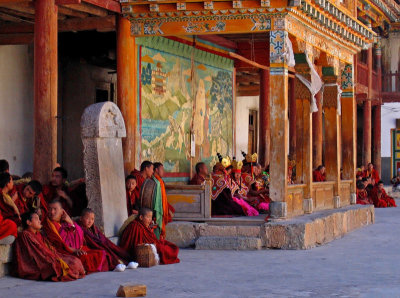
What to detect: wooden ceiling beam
<box><xmin>0</xmin><ymin>2</ymin><xmax>67</xmax><ymax>19</ymax></box>
<box><xmin>64</xmin><ymin>2</ymin><xmax>108</xmax><ymax>16</ymax></box>
<box><xmin>0</xmin><ymin>0</ymin><xmax>31</xmax><ymax>3</ymax></box>
<box><xmin>82</xmin><ymin>0</ymin><xmax>120</xmax><ymax>13</ymax></box>
<box><xmin>0</xmin><ymin>33</ymin><xmax>33</xmax><ymax>45</ymax></box>
<box><xmin>58</xmin><ymin>5</ymin><xmax>88</xmax><ymax>18</ymax></box>
<box><xmin>56</xmin><ymin>0</ymin><xmax>80</xmax><ymax>5</ymax></box>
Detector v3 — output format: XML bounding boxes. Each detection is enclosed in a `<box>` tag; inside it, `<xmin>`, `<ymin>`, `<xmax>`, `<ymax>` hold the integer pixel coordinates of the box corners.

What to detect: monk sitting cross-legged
<box><xmin>119</xmin><ymin>208</ymin><xmax>180</xmax><ymax>265</ymax></box>
<box><xmin>77</xmin><ymin>208</ymin><xmax>131</xmax><ymax>270</ymax></box>
<box><xmin>12</xmin><ymin>211</ymin><xmax>85</xmax><ymax>281</ymax></box>
<box><xmin>371</xmin><ymin>181</ymin><xmax>397</xmax><ymax>208</ymax></box>
<box><xmin>43</xmin><ymin>199</ymin><xmax>108</xmax><ymax>273</ymax></box>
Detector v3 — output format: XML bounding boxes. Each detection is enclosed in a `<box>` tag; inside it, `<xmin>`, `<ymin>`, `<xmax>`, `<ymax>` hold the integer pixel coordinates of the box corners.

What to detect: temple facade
<box><xmin>0</xmin><ymin>0</ymin><xmax>399</xmax><ymax>219</ymax></box>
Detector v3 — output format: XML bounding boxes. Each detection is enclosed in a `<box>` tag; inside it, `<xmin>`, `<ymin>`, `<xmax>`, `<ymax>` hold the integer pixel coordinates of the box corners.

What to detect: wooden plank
<box><xmin>197</xmin><ymin>34</ymin><xmax>237</xmax><ymax>50</ymax></box>
<box><xmin>0</xmin><ymin>32</ymin><xmax>32</xmax><ymax>44</ymax></box>
<box><xmin>229</xmin><ymin>52</ymin><xmax>269</xmax><ymax>70</ymax></box>
<box><xmin>83</xmin><ymin>0</ymin><xmax>120</xmax><ymax>13</ymax></box>
<box><xmin>56</xmin><ymin>0</ymin><xmax>80</xmax><ymax>5</ymax></box>
<box><xmin>0</xmin><ymin>0</ymin><xmax>30</xmax><ymax>3</ymax></box>
<box><xmin>0</xmin><ymin>7</ymin><xmax>35</xmax><ymax>21</ymax></box>
<box><xmin>65</xmin><ymin>2</ymin><xmax>107</xmax><ymax>16</ymax></box>
<box><xmin>58</xmin><ymin>5</ymin><xmax>88</xmax><ymax>18</ymax></box>
<box><xmin>1</xmin><ymin>2</ymin><xmax>67</xmax><ymax>19</ymax></box>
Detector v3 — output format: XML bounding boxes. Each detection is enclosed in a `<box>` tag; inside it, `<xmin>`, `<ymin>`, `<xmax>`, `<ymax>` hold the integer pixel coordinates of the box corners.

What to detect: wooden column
<box><xmin>269</xmin><ymin>30</ymin><xmax>289</xmax><ymax>219</ymax></box>
<box><xmin>312</xmin><ymin>92</ymin><xmax>323</xmax><ymax>168</ymax></box>
<box><xmin>373</xmin><ymin>105</ymin><xmax>382</xmax><ymax>176</ymax></box>
<box><xmin>363</xmin><ymin>47</ymin><xmax>373</xmax><ymax>166</ymax></box>
<box><xmin>117</xmin><ymin>16</ymin><xmax>137</xmax><ymax>174</ymax></box>
<box><xmin>289</xmin><ymin>77</ymin><xmax>296</xmax><ymax>161</ymax></box>
<box><xmin>259</xmin><ymin>69</ymin><xmax>270</xmax><ymax>168</ymax></box>
<box><xmin>33</xmin><ymin>0</ymin><xmax>58</xmax><ymax>183</ymax></box>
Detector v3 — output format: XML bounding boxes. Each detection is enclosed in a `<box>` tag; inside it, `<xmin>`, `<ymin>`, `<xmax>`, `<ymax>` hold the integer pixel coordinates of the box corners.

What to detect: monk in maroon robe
<box><xmin>371</xmin><ymin>181</ymin><xmax>397</xmax><ymax>208</ymax></box>
<box><xmin>125</xmin><ymin>175</ymin><xmax>139</xmax><ymax>216</ymax></box>
<box><xmin>0</xmin><ymin>173</ymin><xmax>21</xmax><ymax>225</ymax></box>
<box><xmin>120</xmin><ymin>208</ymin><xmax>179</xmax><ymax>265</ymax></box>
<box><xmin>189</xmin><ymin>162</ymin><xmax>208</xmax><ymax>185</ymax></box>
<box><xmin>130</xmin><ymin>161</ymin><xmax>154</xmax><ymax>200</ymax></box>
<box><xmin>356</xmin><ymin>181</ymin><xmax>373</xmax><ymax>205</ymax></box>
<box><xmin>14</xmin><ymin>181</ymin><xmax>48</xmax><ymax>219</ymax></box>
<box><xmin>12</xmin><ymin>212</ymin><xmax>85</xmax><ymax>281</ymax></box>
<box><xmin>43</xmin><ymin>199</ymin><xmax>108</xmax><ymax>273</ymax></box>
<box><xmin>313</xmin><ymin>165</ymin><xmax>326</xmax><ymax>182</ymax></box>
<box><xmin>363</xmin><ymin>163</ymin><xmax>380</xmax><ymax>185</ymax></box>
<box><xmin>0</xmin><ymin>211</ymin><xmax>17</xmax><ymax>242</ymax></box>
<box><xmin>77</xmin><ymin>208</ymin><xmax>131</xmax><ymax>270</ymax></box>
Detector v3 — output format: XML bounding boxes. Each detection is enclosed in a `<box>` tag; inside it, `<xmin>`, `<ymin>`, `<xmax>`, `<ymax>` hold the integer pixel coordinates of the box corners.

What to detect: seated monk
<box><xmin>189</xmin><ymin>162</ymin><xmax>208</xmax><ymax>185</ymax></box>
<box><xmin>363</xmin><ymin>163</ymin><xmax>380</xmax><ymax>185</ymax></box>
<box><xmin>211</xmin><ymin>163</ymin><xmax>245</xmax><ymax>216</ymax></box>
<box><xmin>42</xmin><ymin>199</ymin><xmax>108</xmax><ymax>273</ymax></box>
<box><xmin>130</xmin><ymin>161</ymin><xmax>154</xmax><ymax>199</ymax></box>
<box><xmin>42</xmin><ymin>167</ymin><xmax>74</xmax><ymax>215</ymax></box>
<box><xmin>14</xmin><ymin>180</ymin><xmax>48</xmax><ymax>219</ymax></box>
<box><xmin>313</xmin><ymin>165</ymin><xmax>326</xmax><ymax>182</ymax></box>
<box><xmin>356</xmin><ymin>181</ymin><xmax>373</xmax><ymax>205</ymax></box>
<box><xmin>356</xmin><ymin>165</ymin><xmax>365</xmax><ymax>178</ymax></box>
<box><xmin>125</xmin><ymin>175</ymin><xmax>139</xmax><ymax>216</ymax></box>
<box><xmin>371</xmin><ymin>181</ymin><xmax>397</xmax><ymax>208</ymax></box>
<box><xmin>119</xmin><ymin>208</ymin><xmax>179</xmax><ymax>265</ymax></box>
<box><xmin>0</xmin><ymin>173</ymin><xmax>21</xmax><ymax>225</ymax></box>
<box><xmin>12</xmin><ymin>212</ymin><xmax>85</xmax><ymax>281</ymax></box>
<box><xmin>0</xmin><ymin>210</ymin><xmax>17</xmax><ymax>245</ymax></box>
<box><xmin>77</xmin><ymin>208</ymin><xmax>131</xmax><ymax>270</ymax></box>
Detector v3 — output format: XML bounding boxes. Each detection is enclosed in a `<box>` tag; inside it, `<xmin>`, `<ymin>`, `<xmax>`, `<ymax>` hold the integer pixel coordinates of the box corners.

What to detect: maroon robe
<box><xmin>0</xmin><ymin>189</ymin><xmax>21</xmax><ymax>226</ymax></box>
<box><xmin>0</xmin><ymin>211</ymin><xmax>17</xmax><ymax>239</ymax></box>
<box><xmin>126</xmin><ymin>190</ymin><xmax>138</xmax><ymax>216</ymax></box>
<box><xmin>371</xmin><ymin>186</ymin><xmax>397</xmax><ymax>208</ymax></box>
<box><xmin>130</xmin><ymin>169</ymin><xmax>146</xmax><ymax>200</ymax></box>
<box><xmin>120</xmin><ymin>219</ymin><xmax>180</xmax><ymax>265</ymax></box>
<box><xmin>356</xmin><ymin>189</ymin><xmax>373</xmax><ymax>205</ymax></box>
<box><xmin>313</xmin><ymin>170</ymin><xmax>326</xmax><ymax>182</ymax></box>
<box><xmin>14</xmin><ymin>184</ymin><xmax>48</xmax><ymax>219</ymax></box>
<box><xmin>42</xmin><ymin>184</ymin><xmax>72</xmax><ymax>215</ymax></box>
<box><xmin>77</xmin><ymin>220</ymin><xmax>131</xmax><ymax>269</ymax></box>
<box><xmin>12</xmin><ymin>229</ymin><xmax>85</xmax><ymax>281</ymax></box>
<box><xmin>189</xmin><ymin>174</ymin><xmax>205</xmax><ymax>185</ymax></box>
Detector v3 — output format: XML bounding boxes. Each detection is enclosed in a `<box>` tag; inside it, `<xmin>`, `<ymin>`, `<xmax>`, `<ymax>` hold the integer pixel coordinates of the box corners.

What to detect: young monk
<box><xmin>313</xmin><ymin>165</ymin><xmax>326</xmax><ymax>182</ymax></box>
<box><xmin>356</xmin><ymin>181</ymin><xmax>373</xmax><ymax>205</ymax></box>
<box><xmin>189</xmin><ymin>162</ymin><xmax>208</xmax><ymax>185</ymax></box>
<box><xmin>371</xmin><ymin>181</ymin><xmax>397</xmax><ymax>208</ymax></box>
<box><xmin>119</xmin><ymin>208</ymin><xmax>179</xmax><ymax>265</ymax></box>
<box><xmin>14</xmin><ymin>180</ymin><xmax>48</xmax><ymax>218</ymax></box>
<box><xmin>0</xmin><ymin>173</ymin><xmax>21</xmax><ymax>225</ymax></box>
<box><xmin>43</xmin><ymin>199</ymin><xmax>108</xmax><ymax>273</ymax></box>
<box><xmin>12</xmin><ymin>212</ymin><xmax>85</xmax><ymax>281</ymax></box>
<box><xmin>126</xmin><ymin>175</ymin><xmax>139</xmax><ymax>216</ymax></box>
<box><xmin>77</xmin><ymin>208</ymin><xmax>131</xmax><ymax>270</ymax></box>
<box><xmin>130</xmin><ymin>161</ymin><xmax>154</xmax><ymax>199</ymax></box>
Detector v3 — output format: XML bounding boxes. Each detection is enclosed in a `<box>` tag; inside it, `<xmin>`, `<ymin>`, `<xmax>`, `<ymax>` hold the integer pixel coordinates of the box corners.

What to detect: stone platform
<box><xmin>0</xmin><ymin>244</ymin><xmax>12</xmax><ymax>277</ymax></box>
<box><xmin>165</xmin><ymin>204</ymin><xmax>375</xmax><ymax>250</ymax></box>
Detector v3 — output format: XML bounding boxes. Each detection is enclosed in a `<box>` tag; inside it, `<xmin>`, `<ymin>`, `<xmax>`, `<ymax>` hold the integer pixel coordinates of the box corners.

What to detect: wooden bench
<box><xmin>166</xmin><ymin>181</ymin><xmax>212</xmax><ymax>220</ymax></box>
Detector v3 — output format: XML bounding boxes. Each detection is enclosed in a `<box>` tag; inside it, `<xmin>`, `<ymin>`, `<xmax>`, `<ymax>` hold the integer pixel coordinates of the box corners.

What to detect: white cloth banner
<box><xmin>294</xmin><ymin>52</ymin><xmax>323</xmax><ymax>113</ymax></box>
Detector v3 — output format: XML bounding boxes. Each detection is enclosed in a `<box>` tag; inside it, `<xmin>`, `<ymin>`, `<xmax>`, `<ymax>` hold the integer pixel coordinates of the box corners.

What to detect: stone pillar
<box><xmin>323</xmin><ymin>72</ymin><xmax>341</xmax><ymax>206</ymax></box>
<box><xmin>33</xmin><ymin>0</ymin><xmax>58</xmax><ymax>183</ymax></box>
<box><xmin>117</xmin><ymin>16</ymin><xmax>138</xmax><ymax>174</ymax></box>
<box><xmin>312</xmin><ymin>92</ymin><xmax>323</xmax><ymax>168</ymax></box>
<box><xmin>269</xmin><ymin>30</ymin><xmax>289</xmax><ymax>219</ymax></box>
<box><xmin>341</xmin><ymin>64</ymin><xmax>357</xmax><ymax>195</ymax></box>
<box><xmin>259</xmin><ymin>69</ymin><xmax>270</xmax><ymax>168</ymax></box>
<box><xmin>289</xmin><ymin>76</ymin><xmax>296</xmax><ymax>161</ymax></box>
<box><xmin>81</xmin><ymin>102</ymin><xmax>128</xmax><ymax>237</ymax></box>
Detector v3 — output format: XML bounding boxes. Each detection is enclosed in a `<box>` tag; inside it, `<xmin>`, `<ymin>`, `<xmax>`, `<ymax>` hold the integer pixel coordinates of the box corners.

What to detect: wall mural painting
<box><xmin>140</xmin><ymin>46</ymin><xmax>233</xmax><ymax>176</ymax></box>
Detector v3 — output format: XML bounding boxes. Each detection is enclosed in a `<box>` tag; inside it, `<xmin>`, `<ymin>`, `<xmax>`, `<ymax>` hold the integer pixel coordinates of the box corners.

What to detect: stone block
<box><xmin>303</xmin><ymin>198</ymin><xmax>313</xmax><ymax>214</ymax></box>
<box><xmin>0</xmin><ymin>263</ymin><xmax>9</xmax><ymax>278</ymax></box>
<box><xmin>195</xmin><ymin>236</ymin><xmax>262</xmax><ymax>250</ymax></box>
<box><xmin>236</xmin><ymin>226</ymin><xmax>261</xmax><ymax>237</ymax></box>
<box><xmin>0</xmin><ymin>244</ymin><xmax>12</xmax><ymax>263</ymax></box>
<box><xmin>199</xmin><ymin>225</ymin><xmax>236</xmax><ymax>237</ymax></box>
<box><xmin>263</xmin><ymin>224</ymin><xmax>288</xmax><ymax>248</ymax></box>
<box><xmin>333</xmin><ymin>196</ymin><xmax>340</xmax><ymax>209</ymax></box>
<box><xmin>116</xmin><ymin>284</ymin><xmax>147</xmax><ymax>297</ymax></box>
<box><xmin>270</xmin><ymin>202</ymin><xmax>287</xmax><ymax>219</ymax></box>
<box><xmin>350</xmin><ymin>193</ymin><xmax>356</xmax><ymax>204</ymax></box>
<box><xmin>165</xmin><ymin>222</ymin><xmax>198</xmax><ymax>248</ymax></box>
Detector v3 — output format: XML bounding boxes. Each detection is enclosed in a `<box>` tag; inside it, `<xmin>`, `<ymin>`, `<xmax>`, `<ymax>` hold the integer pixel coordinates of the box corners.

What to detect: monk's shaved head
<box><xmin>139</xmin><ymin>207</ymin><xmax>153</xmax><ymax>217</ymax></box>
<box><xmin>49</xmin><ymin>199</ymin><xmax>62</xmax><ymax>207</ymax></box>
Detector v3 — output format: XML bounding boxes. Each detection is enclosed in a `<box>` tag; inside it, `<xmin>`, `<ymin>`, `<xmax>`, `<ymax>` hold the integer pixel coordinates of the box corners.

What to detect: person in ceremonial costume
<box><xmin>130</xmin><ymin>161</ymin><xmax>154</xmax><ymax>199</ymax></box>
<box><xmin>189</xmin><ymin>162</ymin><xmax>209</xmax><ymax>185</ymax></box>
<box><xmin>77</xmin><ymin>209</ymin><xmax>131</xmax><ymax>270</ymax></box>
<box><xmin>230</xmin><ymin>159</ymin><xmax>268</xmax><ymax>214</ymax></box>
<box><xmin>14</xmin><ymin>180</ymin><xmax>48</xmax><ymax>219</ymax></box>
<box><xmin>363</xmin><ymin>163</ymin><xmax>380</xmax><ymax>185</ymax></box>
<box><xmin>12</xmin><ymin>212</ymin><xmax>85</xmax><ymax>281</ymax></box>
<box><xmin>0</xmin><ymin>173</ymin><xmax>21</xmax><ymax>225</ymax></box>
<box><xmin>43</xmin><ymin>199</ymin><xmax>108</xmax><ymax>273</ymax></box>
<box><xmin>125</xmin><ymin>175</ymin><xmax>139</xmax><ymax>216</ymax></box>
<box><xmin>119</xmin><ymin>208</ymin><xmax>179</xmax><ymax>265</ymax></box>
<box><xmin>371</xmin><ymin>181</ymin><xmax>397</xmax><ymax>208</ymax></box>
<box><xmin>153</xmin><ymin>163</ymin><xmax>174</xmax><ymax>239</ymax></box>
<box><xmin>356</xmin><ymin>181</ymin><xmax>373</xmax><ymax>205</ymax></box>
<box><xmin>210</xmin><ymin>155</ymin><xmax>245</xmax><ymax>216</ymax></box>
<box><xmin>313</xmin><ymin>165</ymin><xmax>326</xmax><ymax>182</ymax></box>
<box><xmin>240</xmin><ymin>151</ymin><xmax>258</xmax><ymax>188</ymax></box>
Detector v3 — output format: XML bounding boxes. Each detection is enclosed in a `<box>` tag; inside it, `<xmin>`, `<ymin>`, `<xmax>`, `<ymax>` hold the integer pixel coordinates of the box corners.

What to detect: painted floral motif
<box><xmin>183</xmin><ymin>21</ymin><xmax>226</xmax><ymax>33</ymax></box>
<box><xmin>341</xmin><ymin>65</ymin><xmax>353</xmax><ymax>90</ymax></box>
<box><xmin>250</xmin><ymin>15</ymin><xmax>271</xmax><ymax>31</ymax></box>
<box><xmin>144</xmin><ymin>22</ymin><xmax>164</xmax><ymax>35</ymax></box>
<box><xmin>270</xmin><ymin>30</ymin><xmax>286</xmax><ymax>64</ymax></box>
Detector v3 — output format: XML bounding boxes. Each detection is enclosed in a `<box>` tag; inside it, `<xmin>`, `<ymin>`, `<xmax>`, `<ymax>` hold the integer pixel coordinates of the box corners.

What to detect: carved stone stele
<box><xmin>81</xmin><ymin>102</ymin><xmax>128</xmax><ymax>237</ymax></box>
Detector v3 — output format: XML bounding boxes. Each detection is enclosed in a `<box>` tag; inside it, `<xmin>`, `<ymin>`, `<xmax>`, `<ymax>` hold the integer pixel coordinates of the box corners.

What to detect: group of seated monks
<box><xmin>355</xmin><ymin>163</ymin><xmax>397</xmax><ymax>208</ymax></box>
<box><xmin>189</xmin><ymin>152</ymin><xmax>270</xmax><ymax>217</ymax></box>
<box><xmin>0</xmin><ymin>159</ymin><xmax>179</xmax><ymax>282</ymax></box>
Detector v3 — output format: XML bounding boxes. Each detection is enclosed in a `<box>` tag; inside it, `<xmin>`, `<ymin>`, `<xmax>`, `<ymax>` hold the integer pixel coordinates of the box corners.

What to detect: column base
<box><xmin>333</xmin><ymin>196</ymin><xmax>341</xmax><ymax>209</ymax></box>
<box><xmin>303</xmin><ymin>198</ymin><xmax>313</xmax><ymax>214</ymax></box>
<box><xmin>350</xmin><ymin>193</ymin><xmax>357</xmax><ymax>205</ymax></box>
<box><xmin>270</xmin><ymin>202</ymin><xmax>287</xmax><ymax>219</ymax></box>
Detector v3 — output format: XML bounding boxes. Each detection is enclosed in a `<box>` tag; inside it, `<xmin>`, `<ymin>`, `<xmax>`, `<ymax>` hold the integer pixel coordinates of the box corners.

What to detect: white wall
<box><xmin>381</xmin><ymin>103</ymin><xmax>400</xmax><ymax>157</ymax></box>
<box><xmin>235</xmin><ymin>96</ymin><xmax>259</xmax><ymax>156</ymax></box>
<box><xmin>0</xmin><ymin>45</ymin><xmax>34</xmax><ymax>176</ymax></box>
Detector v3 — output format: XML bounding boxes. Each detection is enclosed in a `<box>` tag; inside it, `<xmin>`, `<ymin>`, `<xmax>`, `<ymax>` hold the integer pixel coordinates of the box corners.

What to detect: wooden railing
<box><xmin>357</xmin><ymin>62</ymin><xmax>368</xmax><ymax>87</ymax></box>
<box><xmin>382</xmin><ymin>71</ymin><xmax>400</xmax><ymax>93</ymax></box>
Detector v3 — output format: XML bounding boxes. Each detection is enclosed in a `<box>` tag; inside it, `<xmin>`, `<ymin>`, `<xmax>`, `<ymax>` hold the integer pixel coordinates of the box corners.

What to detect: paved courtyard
<box><xmin>0</xmin><ymin>203</ymin><xmax>400</xmax><ymax>298</ymax></box>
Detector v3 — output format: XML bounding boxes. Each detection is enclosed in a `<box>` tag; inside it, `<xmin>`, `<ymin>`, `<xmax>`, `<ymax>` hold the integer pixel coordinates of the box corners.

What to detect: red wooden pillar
<box><xmin>117</xmin><ymin>16</ymin><xmax>137</xmax><ymax>174</ymax></box>
<box><xmin>289</xmin><ymin>77</ymin><xmax>296</xmax><ymax>160</ymax></box>
<box><xmin>373</xmin><ymin>105</ymin><xmax>382</xmax><ymax>176</ymax></box>
<box><xmin>363</xmin><ymin>47</ymin><xmax>373</xmax><ymax>166</ymax></box>
<box><xmin>312</xmin><ymin>92</ymin><xmax>323</xmax><ymax>168</ymax></box>
<box><xmin>33</xmin><ymin>0</ymin><xmax>58</xmax><ymax>183</ymax></box>
<box><xmin>259</xmin><ymin>69</ymin><xmax>270</xmax><ymax>168</ymax></box>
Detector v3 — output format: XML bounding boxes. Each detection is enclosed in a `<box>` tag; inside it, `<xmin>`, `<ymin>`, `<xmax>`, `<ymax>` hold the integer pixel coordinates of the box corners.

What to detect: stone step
<box><xmin>195</xmin><ymin>236</ymin><xmax>262</xmax><ymax>250</ymax></box>
<box><xmin>199</xmin><ymin>225</ymin><xmax>262</xmax><ymax>238</ymax></box>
